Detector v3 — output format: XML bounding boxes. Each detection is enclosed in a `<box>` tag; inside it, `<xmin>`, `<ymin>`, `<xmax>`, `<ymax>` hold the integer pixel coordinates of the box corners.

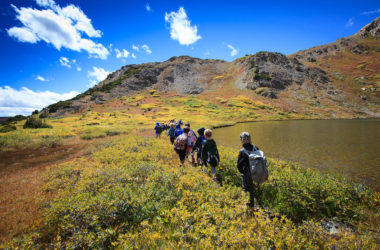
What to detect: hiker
<box><xmin>154</xmin><ymin>122</ymin><xmax>163</xmax><ymax>138</ymax></box>
<box><xmin>193</xmin><ymin>127</ymin><xmax>206</xmax><ymax>166</ymax></box>
<box><xmin>174</xmin><ymin>126</ymin><xmax>190</xmax><ymax>166</ymax></box>
<box><xmin>167</xmin><ymin>123</ymin><xmax>176</xmax><ymax>144</ymax></box>
<box><xmin>237</xmin><ymin>131</ymin><xmax>266</xmax><ymax>208</ymax></box>
<box><xmin>202</xmin><ymin>129</ymin><xmax>220</xmax><ymax>181</ymax></box>
<box><xmin>174</xmin><ymin>123</ymin><xmax>183</xmax><ymax>138</ymax></box>
<box><xmin>185</xmin><ymin>123</ymin><xmax>197</xmax><ymax>165</ymax></box>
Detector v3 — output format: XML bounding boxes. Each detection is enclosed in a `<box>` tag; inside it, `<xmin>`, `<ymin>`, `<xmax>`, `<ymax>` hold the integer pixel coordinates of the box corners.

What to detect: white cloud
<box><xmin>0</xmin><ymin>85</ymin><xmax>79</xmax><ymax>116</ymax></box>
<box><xmin>35</xmin><ymin>0</ymin><xmax>57</xmax><ymax>9</ymax></box>
<box><xmin>7</xmin><ymin>1</ymin><xmax>109</xmax><ymax>59</ymax></box>
<box><xmin>36</xmin><ymin>75</ymin><xmax>48</xmax><ymax>81</ymax></box>
<box><xmin>76</xmin><ymin>66</ymin><xmax>81</xmax><ymax>71</ymax></box>
<box><xmin>7</xmin><ymin>27</ymin><xmax>39</xmax><ymax>43</ymax></box>
<box><xmin>88</xmin><ymin>66</ymin><xmax>110</xmax><ymax>82</ymax></box>
<box><xmin>59</xmin><ymin>56</ymin><xmax>71</xmax><ymax>68</ymax></box>
<box><xmin>131</xmin><ymin>53</ymin><xmax>136</xmax><ymax>59</ymax></box>
<box><xmin>345</xmin><ymin>18</ymin><xmax>354</xmax><ymax>28</ymax></box>
<box><xmin>132</xmin><ymin>44</ymin><xmax>139</xmax><ymax>51</ymax></box>
<box><xmin>226</xmin><ymin>44</ymin><xmax>238</xmax><ymax>56</ymax></box>
<box><xmin>361</xmin><ymin>8</ymin><xmax>380</xmax><ymax>15</ymax></box>
<box><xmin>115</xmin><ymin>48</ymin><xmax>130</xmax><ymax>58</ymax></box>
<box><xmin>141</xmin><ymin>44</ymin><xmax>152</xmax><ymax>54</ymax></box>
<box><xmin>146</xmin><ymin>3</ymin><xmax>151</xmax><ymax>12</ymax></box>
<box><xmin>164</xmin><ymin>7</ymin><xmax>201</xmax><ymax>45</ymax></box>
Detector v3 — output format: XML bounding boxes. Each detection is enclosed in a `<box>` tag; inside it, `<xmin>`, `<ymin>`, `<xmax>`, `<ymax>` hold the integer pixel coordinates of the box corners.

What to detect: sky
<box><xmin>0</xmin><ymin>0</ymin><xmax>379</xmax><ymax>116</ymax></box>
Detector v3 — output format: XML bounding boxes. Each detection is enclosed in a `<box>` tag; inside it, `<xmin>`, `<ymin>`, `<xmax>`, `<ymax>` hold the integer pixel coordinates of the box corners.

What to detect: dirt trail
<box><xmin>0</xmin><ymin>138</ymin><xmax>103</xmax><ymax>243</ymax></box>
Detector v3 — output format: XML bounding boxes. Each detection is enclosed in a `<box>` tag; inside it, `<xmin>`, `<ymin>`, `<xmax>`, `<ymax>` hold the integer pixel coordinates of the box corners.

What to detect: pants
<box><xmin>170</xmin><ymin>137</ymin><xmax>175</xmax><ymax>144</ymax></box>
<box><xmin>203</xmin><ymin>162</ymin><xmax>217</xmax><ymax>181</ymax></box>
<box><xmin>177</xmin><ymin>149</ymin><xmax>186</xmax><ymax>164</ymax></box>
<box><xmin>242</xmin><ymin>173</ymin><xmax>255</xmax><ymax>207</ymax></box>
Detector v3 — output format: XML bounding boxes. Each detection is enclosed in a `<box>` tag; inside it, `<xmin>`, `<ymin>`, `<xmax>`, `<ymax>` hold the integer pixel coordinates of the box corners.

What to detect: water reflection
<box><xmin>213</xmin><ymin>119</ymin><xmax>380</xmax><ymax>188</ymax></box>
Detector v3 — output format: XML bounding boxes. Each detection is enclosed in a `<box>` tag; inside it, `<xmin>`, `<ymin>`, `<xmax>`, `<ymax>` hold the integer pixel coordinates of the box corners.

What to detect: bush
<box><xmin>23</xmin><ymin>117</ymin><xmax>52</xmax><ymax>129</ymax></box>
<box><xmin>39</xmin><ymin>113</ymin><xmax>49</xmax><ymax>119</ymax></box>
<box><xmin>47</xmin><ymin>100</ymin><xmax>72</xmax><ymax>113</ymax></box>
<box><xmin>32</xmin><ymin>110</ymin><xmax>39</xmax><ymax>115</ymax></box>
<box><xmin>8</xmin><ymin>137</ymin><xmax>376</xmax><ymax>248</ymax></box>
<box><xmin>0</xmin><ymin>124</ymin><xmax>17</xmax><ymax>133</ymax></box>
<box><xmin>218</xmin><ymin>147</ymin><xmax>376</xmax><ymax>223</ymax></box>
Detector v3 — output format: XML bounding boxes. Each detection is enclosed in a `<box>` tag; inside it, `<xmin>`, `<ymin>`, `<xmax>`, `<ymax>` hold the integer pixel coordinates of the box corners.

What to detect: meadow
<box><xmin>1</xmin><ymin>90</ymin><xmax>379</xmax><ymax>248</ymax></box>
<box><xmin>7</xmin><ymin>136</ymin><xmax>378</xmax><ymax>248</ymax></box>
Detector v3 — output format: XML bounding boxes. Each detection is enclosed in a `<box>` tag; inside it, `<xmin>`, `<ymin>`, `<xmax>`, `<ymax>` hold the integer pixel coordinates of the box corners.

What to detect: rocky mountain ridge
<box><xmin>47</xmin><ymin>17</ymin><xmax>380</xmax><ymax>117</ymax></box>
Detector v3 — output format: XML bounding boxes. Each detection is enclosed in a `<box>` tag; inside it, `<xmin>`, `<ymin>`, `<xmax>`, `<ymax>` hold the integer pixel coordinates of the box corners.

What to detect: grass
<box><xmin>6</xmin><ymin>136</ymin><xmax>378</xmax><ymax>248</ymax></box>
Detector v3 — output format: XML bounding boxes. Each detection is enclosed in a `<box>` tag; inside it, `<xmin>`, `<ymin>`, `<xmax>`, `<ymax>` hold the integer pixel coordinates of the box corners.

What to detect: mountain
<box><xmin>46</xmin><ymin>17</ymin><xmax>380</xmax><ymax>118</ymax></box>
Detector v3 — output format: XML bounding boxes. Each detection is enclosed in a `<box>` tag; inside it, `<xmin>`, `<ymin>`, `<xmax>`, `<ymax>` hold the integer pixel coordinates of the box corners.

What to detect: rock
<box><xmin>350</xmin><ymin>44</ymin><xmax>367</xmax><ymax>54</ymax></box>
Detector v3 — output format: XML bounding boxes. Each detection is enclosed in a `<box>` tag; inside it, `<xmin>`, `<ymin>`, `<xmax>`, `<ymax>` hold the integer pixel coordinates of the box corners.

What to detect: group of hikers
<box><xmin>154</xmin><ymin>119</ymin><xmax>268</xmax><ymax>208</ymax></box>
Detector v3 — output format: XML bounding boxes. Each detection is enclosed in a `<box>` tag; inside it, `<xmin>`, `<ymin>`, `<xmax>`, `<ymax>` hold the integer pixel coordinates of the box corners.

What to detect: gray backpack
<box><xmin>244</xmin><ymin>147</ymin><xmax>268</xmax><ymax>184</ymax></box>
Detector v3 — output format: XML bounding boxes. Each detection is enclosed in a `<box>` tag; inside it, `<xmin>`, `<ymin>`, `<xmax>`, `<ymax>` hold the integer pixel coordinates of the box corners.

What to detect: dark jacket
<box><xmin>193</xmin><ymin>135</ymin><xmax>205</xmax><ymax>152</ymax></box>
<box><xmin>237</xmin><ymin>143</ymin><xmax>258</xmax><ymax>174</ymax></box>
<box><xmin>202</xmin><ymin>139</ymin><xmax>220</xmax><ymax>164</ymax></box>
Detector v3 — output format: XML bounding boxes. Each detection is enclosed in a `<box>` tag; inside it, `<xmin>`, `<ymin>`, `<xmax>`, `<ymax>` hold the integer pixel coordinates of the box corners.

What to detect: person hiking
<box><xmin>237</xmin><ymin>132</ymin><xmax>258</xmax><ymax>208</ymax></box>
<box><xmin>167</xmin><ymin>123</ymin><xmax>176</xmax><ymax>144</ymax></box>
<box><xmin>154</xmin><ymin>122</ymin><xmax>163</xmax><ymax>138</ymax></box>
<box><xmin>185</xmin><ymin>123</ymin><xmax>197</xmax><ymax>165</ymax></box>
<box><xmin>174</xmin><ymin>123</ymin><xmax>183</xmax><ymax>138</ymax></box>
<box><xmin>193</xmin><ymin>127</ymin><xmax>206</xmax><ymax>166</ymax></box>
<box><xmin>174</xmin><ymin>126</ymin><xmax>190</xmax><ymax>166</ymax></box>
<box><xmin>202</xmin><ymin>129</ymin><xmax>220</xmax><ymax>181</ymax></box>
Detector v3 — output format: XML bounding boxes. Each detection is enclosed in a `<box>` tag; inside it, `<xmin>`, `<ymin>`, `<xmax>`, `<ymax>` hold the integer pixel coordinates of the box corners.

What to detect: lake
<box><xmin>213</xmin><ymin>119</ymin><xmax>380</xmax><ymax>188</ymax></box>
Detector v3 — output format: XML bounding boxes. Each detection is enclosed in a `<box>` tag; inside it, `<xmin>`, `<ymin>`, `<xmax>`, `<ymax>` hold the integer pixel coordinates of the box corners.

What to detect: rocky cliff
<box><xmin>47</xmin><ymin>17</ymin><xmax>380</xmax><ymax>118</ymax></box>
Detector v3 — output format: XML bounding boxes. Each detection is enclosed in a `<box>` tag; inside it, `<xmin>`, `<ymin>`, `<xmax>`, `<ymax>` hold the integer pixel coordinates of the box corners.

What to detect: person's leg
<box><xmin>244</xmin><ymin>174</ymin><xmax>255</xmax><ymax>207</ymax></box>
<box><xmin>179</xmin><ymin>150</ymin><xmax>186</xmax><ymax>165</ymax></box>
<box><xmin>211</xmin><ymin>166</ymin><xmax>216</xmax><ymax>181</ymax></box>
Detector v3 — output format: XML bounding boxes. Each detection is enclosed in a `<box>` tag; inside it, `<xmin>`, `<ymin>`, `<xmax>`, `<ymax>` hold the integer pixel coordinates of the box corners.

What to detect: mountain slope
<box><xmin>46</xmin><ymin>17</ymin><xmax>380</xmax><ymax>118</ymax></box>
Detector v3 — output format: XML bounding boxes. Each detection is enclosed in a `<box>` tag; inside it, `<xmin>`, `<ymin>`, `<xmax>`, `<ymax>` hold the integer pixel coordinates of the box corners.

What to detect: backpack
<box><xmin>204</xmin><ymin>140</ymin><xmax>219</xmax><ymax>167</ymax></box>
<box><xmin>244</xmin><ymin>147</ymin><xmax>268</xmax><ymax>184</ymax></box>
<box><xmin>156</xmin><ymin>125</ymin><xmax>162</xmax><ymax>133</ymax></box>
<box><xmin>174</xmin><ymin>134</ymin><xmax>188</xmax><ymax>151</ymax></box>
<box><xmin>188</xmin><ymin>130</ymin><xmax>197</xmax><ymax>146</ymax></box>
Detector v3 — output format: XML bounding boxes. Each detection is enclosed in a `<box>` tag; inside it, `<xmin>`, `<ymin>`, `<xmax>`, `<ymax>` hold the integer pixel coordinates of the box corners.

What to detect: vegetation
<box><xmin>7</xmin><ymin>137</ymin><xmax>377</xmax><ymax>248</ymax></box>
<box><xmin>47</xmin><ymin>100</ymin><xmax>72</xmax><ymax>113</ymax></box>
<box><xmin>23</xmin><ymin>117</ymin><xmax>52</xmax><ymax>129</ymax></box>
<box><xmin>0</xmin><ymin>124</ymin><xmax>16</xmax><ymax>133</ymax></box>
<box><xmin>123</xmin><ymin>67</ymin><xmax>142</xmax><ymax>77</ymax></box>
<box><xmin>254</xmin><ymin>73</ymin><xmax>272</xmax><ymax>81</ymax></box>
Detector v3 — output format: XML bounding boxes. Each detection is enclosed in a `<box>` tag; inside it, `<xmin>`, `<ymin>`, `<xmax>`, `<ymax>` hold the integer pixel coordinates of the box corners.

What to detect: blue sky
<box><xmin>0</xmin><ymin>0</ymin><xmax>379</xmax><ymax>116</ymax></box>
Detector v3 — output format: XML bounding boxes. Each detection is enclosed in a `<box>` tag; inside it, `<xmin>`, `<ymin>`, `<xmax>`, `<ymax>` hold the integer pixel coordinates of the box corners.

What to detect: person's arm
<box><xmin>237</xmin><ymin>150</ymin><xmax>248</xmax><ymax>173</ymax></box>
<box><xmin>193</xmin><ymin>137</ymin><xmax>200</xmax><ymax>151</ymax></box>
<box><xmin>215</xmin><ymin>143</ymin><xmax>220</xmax><ymax>161</ymax></box>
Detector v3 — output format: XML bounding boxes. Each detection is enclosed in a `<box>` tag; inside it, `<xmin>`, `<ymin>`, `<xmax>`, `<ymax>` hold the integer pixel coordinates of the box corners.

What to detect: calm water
<box><xmin>213</xmin><ymin>119</ymin><xmax>380</xmax><ymax>188</ymax></box>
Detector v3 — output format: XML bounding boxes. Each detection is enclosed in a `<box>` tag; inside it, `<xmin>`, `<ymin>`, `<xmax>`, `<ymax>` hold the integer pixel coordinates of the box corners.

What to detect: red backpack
<box><xmin>174</xmin><ymin>134</ymin><xmax>188</xmax><ymax>151</ymax></box>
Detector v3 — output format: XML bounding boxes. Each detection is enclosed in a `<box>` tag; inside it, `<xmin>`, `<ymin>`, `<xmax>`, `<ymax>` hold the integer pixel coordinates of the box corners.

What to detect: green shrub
<box><xmin>0</xmin><ymin>124</ymin><xmax>17</xmax><ymax>133</ymax></box>
<box><xmin>123</xmin><ymin>67</ymin><xmax>142</xmax><ymax>77</ymax></box>
<box><xmin>8</xmin><ymin>137</ymin><xmax>376</xmax><ymax>249</ymax></box>
<box><xmin>254</xmin><ymin>73</ymin><xmax>272</xmax><ymax>81</ymax></box>
<box><xmin>5</xmin><ymin>115</ymin><xmax>26</xmax><ymax>124</ymax></box>
<box><xmin>218</xmin><ymin>147</ymin><xmax>376</xmax><ymax>223</ymax></box>
<box><xmin>47</xmin><ymin>100</ymin><xmax>72</xmax><ymax>113</ymax></box>
<box><xmin>23</xmin><ymin>117</ymin><xmax>52</xmax><ymax>129</ymax></box>
<box><xmin>39</xmin><ymin>113</ymin><xmax>49</xmax><ymax>119</ymax></box>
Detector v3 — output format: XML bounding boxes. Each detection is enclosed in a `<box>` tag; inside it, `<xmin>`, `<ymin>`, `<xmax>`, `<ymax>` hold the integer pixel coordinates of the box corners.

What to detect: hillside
<box><xmin>45</xmin><ymin>17</ymin><xmax>380</xmax><ymax>119</ymax></box>
<box><xmin>1</xmin><ymin>18</ymin><xmax>380</xmax><ymax>248</ymax></box>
